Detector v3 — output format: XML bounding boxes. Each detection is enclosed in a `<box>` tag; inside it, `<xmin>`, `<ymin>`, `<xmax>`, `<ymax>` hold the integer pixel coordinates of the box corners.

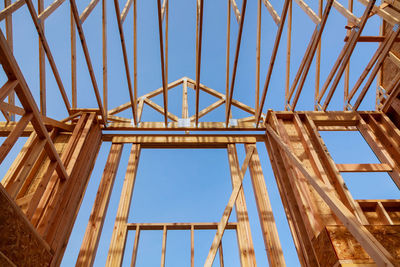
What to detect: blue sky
<box><xmin>0</xmin><ymin>0</ymin><xmax>399</xmax><ymax>265</ymax></box>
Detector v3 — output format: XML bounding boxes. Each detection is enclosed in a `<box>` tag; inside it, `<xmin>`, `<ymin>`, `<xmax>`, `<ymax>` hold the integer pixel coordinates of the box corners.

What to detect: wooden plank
<box><xmin>189</xmin><ymin>99</ymin><xmax>225</xmax><ymax>122</ymax></box>
<box><xmin>225</xmin><ymin>0</ymin><xmax>248</xmax><ymax>125</ymax></box>
<box><xmin>38</xmin><ymin>0</ymin><xmax>66</xmax><ymax>21</ymax></box>
<box><xmin>112</xmin><ymin>0</ymin><xmax>137</xmax><ymax>124</ymax></box>
<box><xmin>336</xmin><ymin>163</ymin><xmax>393</xmax><ymax>172</ymax></box>
<box><xmin>332</xmin><ymin>0</ymin><xmax>360</xmax><ymax>25</ymax></box>
<box><xmin>38</xmin><ymin>0</ymin><xmax>45</xmax><ymax>116</ymax></box>
<box><xmin>156</xmin><ymin>0</ymin><xmax>168</xmax><ymax>126</ymax></box>
<box><xmin>191</xmin><ymin>225</ymin><xmax>194</xmax><ymax>267</ymax></box>
<box><xmin>0</xmin><ymin>80</ymin><xmax>18</xmax><ymax>102</ymax></box>
<box><xmin>76</xmin><ymin>143</ymin><xmax>123</xmax><ymax>267</ymax></box>
<box><xmin>358</xmin><ymin>0</ymin><xmax>400</xmax><ymax>26</ymax></box>
<box><xmin>102</xmin><ymin>0</ymin><xmax>107</xmax><ymax>122</ymax></box>
<box><xmin>144</xmin><ymin>97</ymin><xmax>178</xmax><ymax>121</ymax></box>
<box><xmin>126</xmin><ymin>222</ymin><xmax>238</xmax><ymax>230</ymax></box>
<box><xmin>0</xmin><ymin>30</ymin><xmax>68</xmax><ymax>181</ymax></box>
<box><xmin>80</xmin><ymin>0</ymin><xmax>100</xmax><ymax>23</ymax></box>
<box><xmin>0</xmin><ymin>0</ymin><xmax>24</xmax><ymax>21</ymax></box>
<box><xmin>194</xmin><ymin>0</ymin><xmax>204</xmax><ymax>126</ymax></box>
<box><xmin>230</xmin><ymin>0</ymin><xmax>241</xmax><ymax>22</ymax></box>
<box><xmin>120</xmin><ymin>0</ymin><xmax>133</xmax><ymax>23</ymax></box>
<box><xmin>255</xmin><ymin>0</ymin><xmax>291</xmax><ymax>126</ymax></box>
<box><xmin>266</xmin><ymin>124</ymin><xmax>397</xmax><ymax>266</ymax></box>
<box><xmin>106</xmin><ymin>144</ymin><xmax>141</xmax><ymax>266</ymax></box>
<box><xmin>69</xmin><ymin>0</ymin><xmax>106</xmax><ymax>121</ymax></box>
<box><xmin>294</xmin><ymin>0</ymin><xmax>320</xmax><ymax>24</ymax></box>
<box><xmin>161</xmin><ymin>225</ymin><xmax>167</xmax><ymax>267</ymax></box>
<box><xmin>262</xmin><ymin>0</ymin><xmax>280</xmax><ymax>25</ymax></box>
<box><xmin>130</xmin><ymin>225</ymin><xmax>140</xmax><ymax>267</ymax></box>
<box><xmin>0</xmin><ymin>112</ymin><xmax>32</xmax><ymax>165</ymax></box>
<box><xmin>245</xmin><ymin>143</ymin><xmax>286</xmax><ymax>266</ymax></box>
<box><xmin>204</xmin><ymin>145</ymin><xmax>254</xmax><ymax>266</ymax></box>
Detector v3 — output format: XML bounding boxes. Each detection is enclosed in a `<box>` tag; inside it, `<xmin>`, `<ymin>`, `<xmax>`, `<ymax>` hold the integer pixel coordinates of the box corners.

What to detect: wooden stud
<box><xmin>130</xmin><ymin>225</ymin><xmax>140</xmax><ymax>267</ymax></box>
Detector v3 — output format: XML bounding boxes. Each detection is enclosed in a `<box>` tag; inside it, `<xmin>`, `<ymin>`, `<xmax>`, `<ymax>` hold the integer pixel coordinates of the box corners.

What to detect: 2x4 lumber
<box><xmin>105</xmin><ymin>121</ymin><xmax>263</xmax><ymax>131</ymax></box>
<box><xmin>353</xmin><ymin>24</ymin><xmax>400</xmax><ymax>110</ymax></box>
<box><xmin>113</xmin><ymin>0</ymin><xmax>137</xmax><ymax>125</ymax></box>
<box><xmin>189</xmin><ymin>99</ymin><xmax>225</xmax><ymax>122</ymax></box>
<box><xmin>156</xmin><ymin>0</ymin><xmax>168</xmax><ymax>126</ymax></box>
<box><xmin>225</xmin><ymin>0</ymin><xmax>230</xmax><ymax>116</ymax></box>
<box><xmin>388</xmin><ymin>51</ymin><xmax>400</xmax><ymax>68</ymax></box>
<box><xmin>376</xmin><ymin>202</ymin><xmax>394</xmax><ymax>225</ymax></box>
<box><xmin>37</xmin><ymin>0</ymin><xmax>66</xmax><ymax>21</ymax></box>
<box><xmin>332</xmin><ymin>0</ymin><xmax>360</xmax><ymax>25</ymax></box>
<box><xmin>182</xmin><ymin>78</ymin><xmax>188</xmax><ymax>118</ymax></box>
<box><xmin>266</xmin><ymin>124</ymin><xmax>397</xmax><ymax>266</ymax></box>
<box><xmin>133</xmin><ymin>0</ymin><xmax>137</xmax><ymax>123</ymax></box>
<box><xmin>0</xmin><ymin>0</ymin><xmax>24</xmax><ymax>21</ymax></box>
<box><xmin>126</xmin><ymin>222</ymin><xmax>238</xmax><ymax>230</ymax></box>
<box><xmin>109</xmin><ymin>135</ymin><xmax>263</xmax><ymax>146</ymax></box>
<box><xmin>71</xmin><ymin>7</ymin><xmax>76</xmax><ymax>109</ymax></box>
<box><xmin>256</xmin><ymin>0</ymin><xmax>261</xmax><ymax>115</ymax></box>
<box><xmin>191</xmin><ymin>225</ymin><xmax>194</xmax><ymax>267</ymax></box>
<box><xmin>120</xmin><ymin>0</ymin><xmax>133</xmax><ymax>23</ymax></box>
<box><xmin>344</xmin><ymin>35</ymin><xmax>400</xmax><ymax>42</ymax></box>
<box><xmin>103</xmin><ymin>0</ymin><xmax>107</xmax><ymax>122</ymax></box>
<box><xmin>255</xmin><ymin>0</ymin><xmax>291</xmax><ymax>126</ymax></box>
<box><xmin>320</xmin><ymin>0</ymin><xmax>375</xmax><ymax>110</ymax></box>
<box><xmin>294</xmin><ymin>0</ymin><xmax>321</xmax><ymax>24</ymax></box>
<box><xmin>265</xmin><ymin>118</ymin><xmax>319</xmax><ymax>266</ymax></box>
<box><xmin>245</xmin><ymin>144</ymin><xmax>286</xmax><ymax>266</ymax></box>
<box><xmin>224</xmin><ymin>0</ymin><xmax>247</xmax><ymax>126</ymax></box>
<box><xmin>0</xmin><ymin>112</ymin><xmax>32</xmax><ymax>165</ymax></box>
<box><xmin>262</xmin><ymin>0</ymin><xmax>280</xmax><ymax>25</ymax></box>
<box><xmin>130</xmin><ymin>225</ymin><xmax>140</xmax><ymax>267</ymax></box>
<box><xmin>0</xmin><ymin>30</ymin><xmax>68</xmax><ymax>181</ymax></box>
<box><xmin>230</xmin><ymin>0</ymin><xmax>241</xmax><ymax>22</ymax></box>
<box><xmin>204</xmin><ymin>145</ymin><xmax>254</xmax><ymax>266</ymax></box>
<box><xmin>161</xmin><ymin>225</ymin><xmax>167</xmax><ymax>267</ymax></box>
<box><xmin>38</xmin><ymin>0</ymin><xmax>45</xmax><ymax>116</ymax></box>
<box><xmin>143</xmin><ymin>97</ymin><xmax>178</xmax><ymax>122</ymax></box>
<box><xmin>303</xmin><ymin>114</ymin><xmax>369</xmax><ymax>224</ymax></box>
<box><xmin>219</xmin><ymin>243</ymin><xmax>224</xmax><ymax>267</ymax></box>
<box><xmin>76</xmin><ymin>143</ymin><xmax>123</xmax><ymax>267</ymax></box>
<box><xmin>80</xmin><ymin>0</ymin><xmax>100</xmax><ymax>23</ymax></box>
<box><xmin>69</xmin><ymin>0</ymin><xmax>106</xmax><ymax>121</ymax></box>
<box><xmin>195</xmin><ymin>0</ymin><xmax>204</xmax><ymax>126</ymax></box>
<box><xmin>358</xmin><ymin>0</ymin><xmax>400</xmax><ymax>26</ymax></box>
<box><xmin>0</xmin><ymin>80</ymin><xmax>18</xmax><ymax>102</ymax></box>
<box><xmin>336</xmin><ymin>163</ymin><xmax>393</xmax><ymax>172</ymax></box>
<box><xmin>289</xmin><ymin>0</ymin><xmax>334</xmax><ymax>110</ymax></box>
<box><xmin>106</xmin><ymin>144</ymin><xmax>141</xmax><ymax>266</ymax></box>
<box><xmin>25</xmin><ymin>0</ymin><xmax>71</xmax><ymax>113</ymax></box>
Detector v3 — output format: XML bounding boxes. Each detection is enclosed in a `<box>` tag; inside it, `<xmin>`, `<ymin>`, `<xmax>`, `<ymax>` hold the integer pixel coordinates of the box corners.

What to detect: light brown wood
<box><xmin>76</xmin><ymin>143</ymin><xmax>123</xmax><ymax>267</ymax></box>
<box><xmin>106</xmin><ymin>144</ymin><xmax>141</xmax><ymax>266</ymax></box>
<box><xmin>130</xmin><ymin>225</ymin><xmax>140</xmax><ymax>267</ymax></box>
<box><xmin>161</xmin><ymin>225</ymin><xmax>167</xmax><ymax>267</ymax></box>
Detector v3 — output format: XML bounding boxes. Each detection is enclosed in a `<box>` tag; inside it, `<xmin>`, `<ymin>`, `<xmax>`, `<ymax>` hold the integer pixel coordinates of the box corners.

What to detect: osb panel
<box><xmin>325</xmin><ymin>225</ymin><xmax>400</xmax><ymax>264</ymax></box>
<box><xmin>0</xmin><ymin>186</ymin><xmax>52</xmax><ymax>267</ymax></box>
<box><xmin>382</xmin><ymin>21</ymin><xmax>400</xmax><ymax>89</ymax></box>
<box><xmin>312</xmin><ymin>228</ymin><xmax>339</xmax><ymax>267</ymax></box>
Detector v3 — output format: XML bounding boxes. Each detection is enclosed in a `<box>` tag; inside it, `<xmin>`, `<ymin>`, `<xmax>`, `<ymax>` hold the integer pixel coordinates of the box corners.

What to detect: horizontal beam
<box><xmin>107</xmin><ymin>134</ymin><xmax>264</xmax><ymax>147</ymax></box>
<box><xmin>336</xmin><ymin>163</ymin><xmax>393</xmax><ymax>172</ymax></box>
<box><xmin>127</xmin><ymin>222</ymin><xmax>238</xmax><ymax>231</ymax></box>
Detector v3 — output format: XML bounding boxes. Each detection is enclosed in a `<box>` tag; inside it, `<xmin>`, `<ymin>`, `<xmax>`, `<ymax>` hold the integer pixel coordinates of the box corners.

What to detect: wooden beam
<box><xmin>0</xmin><ymin>0</ymin><xmax>24</xmax><ymax>21</ymax></box>
<box><xmin>80</xmin><ymin>0</ymin><xmax>100</xmax><ymax>23</ymax></box>
<box><xmin>194</xmin><ymin>0</ymin><xmax>204</xmax><ymax>126</ymax></box>
<box><xmin>143</xmin><ymin>97</ymin><xmax>178</xmax><ymax>122</ymax></box>
<box><xmin>332</xmin><ymin>0</ymin><xmax>360</xmax><ymax>25</ymax></box>
<box><xmin>204</xmin><ymin>146</ymin><xmax>254</xmax><ymax>266</ymax></box>
<box><xmin>245</xmin><ymin>143</ymin><xmax>286</xmax><ymax>266</ymax></box>
<box><xmin>120</xmin><ymin>0</ymin><xmax>133</xmax><ymax>23</ymax></box>
<box><xmin>113</xmin><ymin>0</ymin><xmax>137</xmax><ymax>124</ymax></box>
<box><xmin>25</xmin><ymin>0</ymin><xmax>71</xmax><ymax>113</ymax></box>
<box><xmin>189</xmin><ymin>99</ymin><xmax>225</xmax><ymax>122</ymax></box>
<box><xmin>0</xmin><ymin>30</ymin><xmax>68</xmax><ymax>181</ymax></box>
<box><xmin>106</xmin><ymin>144</ymin><xmax>141</xmax><ymax>266</ymax></box>
<box><xmin>230</xmin><ymin>0</ymin><xmax>241</xmax><ymax>22</ymax></box>
<box><xmin>161</xmin><ymin>225</ymin><xmax>167</xmax><ymax>267</ymax></box>
<box><xmin>225</xmin><ymin>0</ymin><xmax>247</xmax><ymax>126</ymax></box>
<box><xmin>336</xmin><ymin>163</ymin><xmax>393</xmax><ymax>172</ymax></box>
<box><xmin>266</xmin><ymin>124</ymin><xmax>396</xmax><ymax>266</ymax></box>
<box><xmin>76</xmin><ymin>143</ymin><xmax>123</xmax><ymax>267</ymax></box>
<box><xmin>69</xmin><ymin>0</ymin><xmax>106</xmax><ymax>121</ymax></box>
<box><xmin>37</xmin><ymin>0</ymin><xmax>65</xmax><ymax>21</ymax></box>
<box><xmin>255</xmin><ymin>0</ymin><xmax>291</xmax><ymax>126</ymax></box>
<box><xmin>156</xmin><ymin>0</ymin><xmax>168</xmax><ymax>126</ymax></box>
<box><xmin>262</xmin><ymin>0</ymin><xmax>280</xmax><ymax>25</ymax></box>
<box><xmin>294</xmin><ymin>0</ymin><xmax>320</xmax><ymax>24</ymax></box>
<box><xmin>320</xmin><ymin>0</ymin><xmax>375</xmax><ymax>110</ymax></box>
<box><xmin>130</xmin><ymin>225</ymin><xmax>140</xmax><ymax>267</ymax></box>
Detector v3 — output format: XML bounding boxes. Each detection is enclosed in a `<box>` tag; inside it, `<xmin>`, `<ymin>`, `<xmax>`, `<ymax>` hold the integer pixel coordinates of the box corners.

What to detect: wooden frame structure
<box><xmin>0</xmin><ymin>0</ymin><xmax>400</xmax><ymax>266</ymax></box>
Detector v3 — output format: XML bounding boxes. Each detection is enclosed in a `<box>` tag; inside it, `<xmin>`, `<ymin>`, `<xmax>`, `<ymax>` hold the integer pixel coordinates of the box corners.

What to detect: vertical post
<box><xmin>161</xmin><ymin>225</ymin><xmax>167</xmax><ymax>267</ymax></box>
<box><xmin>131</xmin><ymin>225</ymin><xmax>141</xmax><ymax>267</ymax></box>
<box><xmin>71</xmin><ymin>8</ymin><xmax>77</xmax><ymax>109</ymax></box>
<box><xmin>190</xmin><ymin>224</ymin><xmax>194</xmax><ymax>267</ymax></box>
<box><xmin>344</xmin><ymin>0</ymin><xmax>353</xmax><ymax>110</ymax></box>
<box><xmin>5</xmin><ymin>0</ymin><xmax>14</xmax><ymax>121</ymax></box>
<box><xmin>133</xmin><ymin>0</ymin><xmax>137</xmax><ymax>123</ymax></box>
<box><xmin>245</xmin><ymin>143</ymin><xmax>286</xmax><ymax>266</ymax></box>
<box><xmin>106</xmin><ymin>144</ymin><xmax>141</xmax><ymax>266</ymax></box>
<box><xmin>103</xmin><ymin>0</ymin><xmax>107</xmax><ymax>122</ymax></box>
<box><xmin>38</xmin><ymin>0</ymin><xmax>45</xmax><ymax>116</ymax></box>
<box><xmin>76</xmin><ymin>143</ymin><xmax>123</xmax><ymax>267</ymax></box>
<box><xmin>285</xmin><ymin>0</ymin><xmax>292</xmax><ymax>109</ymax></box>
<box><xmin>218</xmin><ymin>243</ymin><xmax>224</xmax><ymax>267</ymax></box>
<box><xmin>255</xmin><ymin>0</ymin><xmax>261</xmax><ymax>115</ymax></box>
<box><xmin>225</xmin><ymin>0</ymin><xmax>230</xmax><ymax>116</ymax></box>
<box><xmin>227</xmin><ymin>144</ymin><xmax>257</xmax><ymax>266</ymax></box>
<box><xmin>315</xmin><ymin>0</ymin><xmax>322</xmax><ymax>110</ymax></box>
